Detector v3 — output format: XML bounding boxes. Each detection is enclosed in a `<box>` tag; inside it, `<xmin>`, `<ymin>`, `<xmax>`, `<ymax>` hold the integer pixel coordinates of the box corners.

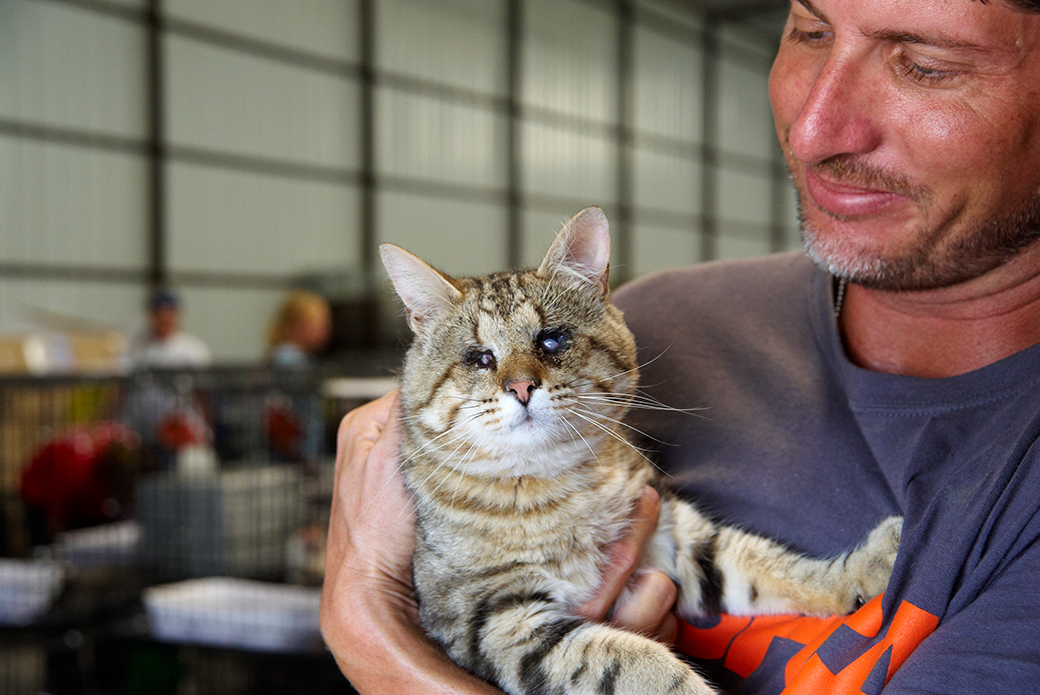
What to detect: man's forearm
<box><xmin>325</xmin><ymin>593</ymin><xmax>501</xmax><ymax>695</ymax></box>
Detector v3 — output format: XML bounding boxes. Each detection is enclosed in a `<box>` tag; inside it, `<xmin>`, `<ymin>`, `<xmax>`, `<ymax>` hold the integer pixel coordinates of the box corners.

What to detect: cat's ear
<box><xmin>538</xmin><ymin>206</ymin><xmax>611</xmax><ymax>297</ymax></box>
<box><xmin>380</xmin><ymin>243</ymin><xmax>462</xmax><ymax>334</ymax></box>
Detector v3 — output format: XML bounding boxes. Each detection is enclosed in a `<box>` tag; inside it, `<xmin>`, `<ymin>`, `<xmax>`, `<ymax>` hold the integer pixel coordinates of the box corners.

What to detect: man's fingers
<box><xmin>337</xmin><ymin>390</ymin><xmax>398</xmax><ymax>450</ymax></box>
<box><xmin>609</xmin><ymin>570</ymin><xmax>679</xmax><ymax>645</ymax></box>
<box><xmin>328</xmin><ymin>389</ymin><xmax>413</xmax><ymax>574</ymax></box>
<box><xmin>576</xmin><ymin>486</ymin><xmax>662</xmax><ymax>622</ymax></box>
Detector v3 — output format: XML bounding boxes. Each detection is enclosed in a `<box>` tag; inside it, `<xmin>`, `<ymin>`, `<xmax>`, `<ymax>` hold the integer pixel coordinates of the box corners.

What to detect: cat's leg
<box><xmin>449</xmin><ymin>590</ymin><xmax>718</xmax><ymax>695</ymax></box>
<box><xmin>664</xmin><ymin>507</ymin><xmax>902</xmax><ymax>617</ymax></box>
<box><xmin>708</xmin><ymin>515</ymin><xmax>901</xmax><ymax>615</ymax></box>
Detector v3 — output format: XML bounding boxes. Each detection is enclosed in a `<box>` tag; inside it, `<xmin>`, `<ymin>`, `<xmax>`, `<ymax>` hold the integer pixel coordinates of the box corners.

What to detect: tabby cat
<box><xmin>379</xmin><ymin>207</ymin><xmax>901</xmax><ymax>695</ymax></box>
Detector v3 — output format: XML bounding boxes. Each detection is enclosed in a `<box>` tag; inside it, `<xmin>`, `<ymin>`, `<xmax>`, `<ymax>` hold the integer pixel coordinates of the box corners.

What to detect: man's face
<box><xmin>151</xmin><ymin>306</ymin><xmax>180</xmax><ymax>340</ymax></box>
<box><xmin>769</xmin><ymin>0</ymin><xmax>1040</xmax><ymax>291</ymax></box>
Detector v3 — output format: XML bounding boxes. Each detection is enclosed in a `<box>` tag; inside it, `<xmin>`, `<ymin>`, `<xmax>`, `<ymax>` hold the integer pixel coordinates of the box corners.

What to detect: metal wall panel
<box><xmin>519</xmin><ymin>209</ymin><xmax>587</xmax><ymax>271</ymax></box>
<box><xmin>375</xmin><ymin>89</ymin><xmax>507</xmax><ymax>189</ymax></box>
<box><xmin>718</xmin><ymin>169</ymin><xmax>772</xmax><ymax>227</ymax></box>
<box><xmin>632</xmin><ymin>149</ymin><xmax>700</xmax><ymax>217</ymax></box>
<box><xmin>0</xmin><ymin>138</ymin><xmax>148</xmax><ymax>268</ymax></box>
<box><xmin>0</xmin><ymin>0</ymin><xmax>147</xmax><ymax>138</ymax></box>
<box><xmin>165</xmin><ymin>37</ymin><xmax>361</xmax><ymax>170</ymax></box>
<box><xmin>716</xmin><ymin>52</ymin><xmax>774</xmax><ymax>165</ymax></box>
<box><xmin>632</xmin><ymin>223</ymin><xmax>701</xmax><ymax>277</ymax></box>
<box><xmin>522</xmin><ymin>0</ymin><xmax>618</xmax><ymax>123</ymax></box>
<box><xmin>165</xmin><ymin>0</ymin><xmax>360</xmax><ymax>62</ymax></box>
<box><xmin>376</xmin><ymin>192</ymin><xmax>509</xmax><ymax>278</ymax></box>
<box><xmin>0</xmin><ymin>0</ymin><xmax>791</xmax><ymax>362</ymax></box>
<box><xmin>0</xmin><ymin>278</ymin><xmax>143</xmax><ymax>334</ymax></box>
<box><xmin>376</xmin><ymin>0</ymin><xmax>507</xmax><ymax>95</ymax></box>
<box><xmin>166</xmin><ymin>163</ymin><xmax>363</xmax><ymax>277</ymax></box>
<box><xmin>717</xmin><ymin>229</ymin><xmax>772</xmax><ymax>260</ymax></box>
<box><xmin>178</xmin><ymin>285</ymin><xmax>287</xmax><ymax>362</ymax></box>
<box><xmin>521</xmin><ymin>122</ymin><xmax>618</xmax><ymax>206</ymax></box>
<box><xmin>632</xmin><ymin>26</ymin><xmax>702</xmax><ymax>143</ymax></box>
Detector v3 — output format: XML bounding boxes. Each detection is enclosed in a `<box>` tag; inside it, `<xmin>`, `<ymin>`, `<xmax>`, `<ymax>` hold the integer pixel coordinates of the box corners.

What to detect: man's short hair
<box><xmin>148</xmin><ymin>289</ymin><xmax>180</xmax><ymax>311</ymax></box>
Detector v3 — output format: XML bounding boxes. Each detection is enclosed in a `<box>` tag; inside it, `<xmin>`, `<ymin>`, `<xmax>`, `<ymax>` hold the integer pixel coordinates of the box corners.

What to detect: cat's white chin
<box><xmin>461</xmin><ymin>438</ymin><xmax>593</xmax><ymax>479</ymax></box>
<box><xmin>436</xmin><ymin>393</ymin><xmax>594</xmax><ymax>478</ymax></box>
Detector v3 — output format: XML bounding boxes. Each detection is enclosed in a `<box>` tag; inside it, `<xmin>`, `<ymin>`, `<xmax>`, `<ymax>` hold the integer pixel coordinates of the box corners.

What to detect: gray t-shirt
<box><xmin>615</xmin><ymin>252</ymin><xmax>1040</xmax><ymax>694</ymax></box>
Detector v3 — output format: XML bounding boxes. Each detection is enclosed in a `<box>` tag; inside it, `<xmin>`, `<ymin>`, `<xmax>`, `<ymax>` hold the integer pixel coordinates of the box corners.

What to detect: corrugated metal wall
<box><xmin>0</xmin><ymin>0</ymin><xmax>798</xmax><ymax>363</ymax></box>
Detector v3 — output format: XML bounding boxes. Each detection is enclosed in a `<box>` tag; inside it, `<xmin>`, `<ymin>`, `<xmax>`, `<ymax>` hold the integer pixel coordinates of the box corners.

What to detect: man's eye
<box><xmin>536</xmin><ymin>329</ymin><xmax>571</xmax><ymax>356</ymax></box>
<box><xmin>787</xmin><ymin>27</ymin><xmax>831</xmax><ymax>45</ymax></box>
<box><xmin>464</xmin><ymin>348</ymin><xmax>496</xmax><ymax>370</ymax></box>
<box><xmin>896</xmin><ymin>54</ymin><xmax>960</xmax><ymax>87</ymax></box>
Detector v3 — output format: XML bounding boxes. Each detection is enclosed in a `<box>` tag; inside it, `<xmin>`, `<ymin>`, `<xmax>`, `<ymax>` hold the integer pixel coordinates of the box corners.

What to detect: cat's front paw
<box><xmin>842</xmin><ymin>515</ymin><xmax>902</xmax><ymax>611</ymax></box>
<box><xmin>564</xmin><ymin>627</ymin><xmax>719</xmax><ymax>695</ymax></box>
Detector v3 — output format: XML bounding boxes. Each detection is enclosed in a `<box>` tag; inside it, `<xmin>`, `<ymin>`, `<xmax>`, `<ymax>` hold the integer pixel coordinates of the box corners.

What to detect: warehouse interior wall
<box><xmin>0</xmin><ymin>0</ymin><xmax>799</xmax><ymax>364</ymax></box>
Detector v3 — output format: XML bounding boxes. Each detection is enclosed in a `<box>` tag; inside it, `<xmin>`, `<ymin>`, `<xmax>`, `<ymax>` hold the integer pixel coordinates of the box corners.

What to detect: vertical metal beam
<box><xmin>614</xmin><ymin>0</ymin><xmax>635</xmax><ymax>285</ymax></box>
<box><xmin>358</xmin><ymin>0</ymin><xmax>377</xmax><ymax>276</ymax></box>
<box><xmin>699</xmin><ymin>14</ymin><xmax>720</xmax><ymax>263</ymax></box>
<box><xmin>769</xmin><ymin>145</ymin><xmax>791</xmax><ymax>253</ymax></box>
<box><xmin>145</xmin><ymin>0</ymin><xmax>166</xmax><ymax>290</ymax></box>
<box><xmin>506</xmin><ymin>0</ymin><xmax>523</xmax><ymax>269</ymax></box>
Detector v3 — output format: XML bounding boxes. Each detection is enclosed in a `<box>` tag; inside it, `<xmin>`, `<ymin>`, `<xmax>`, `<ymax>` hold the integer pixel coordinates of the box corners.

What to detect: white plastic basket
<box><xmin>56</xmin><ymin>520</ymin><xmax>141</xmax><ymax>567</ymax></box>
<box><xmin>0</xmin><ymin>559</ymin><xmax>64</xmax><ymax>625</ymax></box>
<box><xmin>143</xmin><ymin>577</ymin><xmax>323</xmax><ymax>653</ymax></box>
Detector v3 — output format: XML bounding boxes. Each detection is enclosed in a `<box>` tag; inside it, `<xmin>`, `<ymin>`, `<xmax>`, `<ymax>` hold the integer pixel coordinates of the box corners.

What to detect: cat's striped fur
<box><xmin>380</xmin><ymin>207</ymin><xmax>901</xmax><ymax>695</ymax></box>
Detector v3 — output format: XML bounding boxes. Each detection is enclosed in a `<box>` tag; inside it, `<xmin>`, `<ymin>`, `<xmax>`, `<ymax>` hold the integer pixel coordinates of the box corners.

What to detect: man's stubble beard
<box><xmin>795</xmin><ymin>159</ymin><xmax>1040</xmax><ymax>292</ymax></box>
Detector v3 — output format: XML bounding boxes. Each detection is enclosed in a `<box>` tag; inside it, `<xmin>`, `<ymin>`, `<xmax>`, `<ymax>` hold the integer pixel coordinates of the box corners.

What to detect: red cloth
<box><xmin>20</xmin><ymin>423</ymin><xmax>138</xmax><ymax>533</ymax></box>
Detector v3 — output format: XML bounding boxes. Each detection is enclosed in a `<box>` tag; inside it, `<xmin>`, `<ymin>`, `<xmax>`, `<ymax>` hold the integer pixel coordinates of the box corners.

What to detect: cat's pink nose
<box><xmin>507</xmin><ymin>379</ymin><xmax>537</xmax><ymax>404</ymax></box>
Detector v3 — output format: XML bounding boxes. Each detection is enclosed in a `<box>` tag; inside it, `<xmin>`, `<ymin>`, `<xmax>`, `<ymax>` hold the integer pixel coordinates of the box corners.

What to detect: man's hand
<box><xmin>576</xmin><ymin>486</ymin><xmax>680</xmax><ymax>645</ymax></box>
<box><xmin>320</xmin><ymin>391</ymin><xmax>417</xmax><ymax>661</ymax></box>
<box><xmin>319</xmin><ymin>392</ymin><xmax>500</xmax><ymax>694</ymax></box>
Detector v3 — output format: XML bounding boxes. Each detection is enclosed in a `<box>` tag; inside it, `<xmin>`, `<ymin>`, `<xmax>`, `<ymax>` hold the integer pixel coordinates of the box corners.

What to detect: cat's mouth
<box><xmin>506</xmin><ymin>408</ymin><xmax>539</xmax><ymax>431</ymax></box>
<box><xmin>499</xmin><ymin>400</ymin><xmax>557</xmax><ymax>440</ymax></box>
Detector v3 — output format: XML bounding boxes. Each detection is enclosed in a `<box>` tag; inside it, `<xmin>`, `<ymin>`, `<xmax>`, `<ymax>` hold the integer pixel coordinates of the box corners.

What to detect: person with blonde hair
<box><xmin>266</xmin><ymin>290</ymin><xmax>332</xmax><ymax>367</ymax></box>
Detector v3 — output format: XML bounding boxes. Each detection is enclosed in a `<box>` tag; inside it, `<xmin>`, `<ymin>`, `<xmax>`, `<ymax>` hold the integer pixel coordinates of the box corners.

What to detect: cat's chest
<box><xmin>414</xmin><ymin>470</ymin><xmax>641</xmax><ymax>574</ymax></box>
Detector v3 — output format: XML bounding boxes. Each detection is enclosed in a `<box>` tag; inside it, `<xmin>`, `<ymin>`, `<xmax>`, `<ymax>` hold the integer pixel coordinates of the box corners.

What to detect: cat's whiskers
<box><xmin>563</xmin><ymin>405</ymin><xmax>668</xmax><ymax>476</ymax></box>
<box><xmin>398</xmin><ymin>413</ymin><xmax>477</xmax><ymax>468</ymax></box>
<box><xmin>573</xmin><ymin>391</ymin><xmax>706</xmax><ymax>416</ymax></box>
<box><xmin>592</xmin><ymin>349</ymin><xmax>708</xmax><ymax>415</ymax></box>
<box><xmin>441</xmin><ymin>395</ymin><xmax>487</xmax><ymax>411</ymax></box>
<box><xmin>383</xmin><ymin>423</ymin><xmax>482</xmax><ymax>531</ymax></box>
<box><xmin>448</xmin><ymin>429</ymin><xmax>493</xmax><ymax>509</ymax></box>
<box><xmin>555</xmin><ymin>412</ymin><xmax>601</xmax><ymax>465</ymax></box>
<box><xmin>572</xmin><ymin>401</ymin><xmax>680</xmax><ymax>450</ymax></box>
<box><xmin>380</xmin><ymin>411</ymin><xmax>485</xmax><ymax>515</ymax></box>
<box><xmin>427</xmin><ymin>433</ymin><xmax>483</xmax><ymax>507</ymax></box>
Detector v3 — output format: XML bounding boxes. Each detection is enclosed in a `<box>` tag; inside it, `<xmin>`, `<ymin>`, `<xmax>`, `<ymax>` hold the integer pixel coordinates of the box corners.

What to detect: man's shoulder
<box><xmin>615</xmin><ymin>252</ymin><xmax>819</xmax><ymax>318</ymax></box>
<box><xmin>166</xmin><ymin>332</ymin><xmax>212</xmax><ymax>362</ymax></box>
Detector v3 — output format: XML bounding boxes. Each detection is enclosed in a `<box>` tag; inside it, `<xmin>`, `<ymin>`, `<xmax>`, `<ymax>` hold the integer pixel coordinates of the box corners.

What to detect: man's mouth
<box><xmin>805</xmin><ymin>168</ymin><xmax>909</xmax><ymax>219</ymax></box>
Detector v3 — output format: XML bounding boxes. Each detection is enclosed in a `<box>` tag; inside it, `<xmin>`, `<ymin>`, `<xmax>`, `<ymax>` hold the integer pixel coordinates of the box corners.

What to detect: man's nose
<box><xmin>786</xmin><ymin>51</ymin><xmax>883</xmax><ymax>165</ymax></box>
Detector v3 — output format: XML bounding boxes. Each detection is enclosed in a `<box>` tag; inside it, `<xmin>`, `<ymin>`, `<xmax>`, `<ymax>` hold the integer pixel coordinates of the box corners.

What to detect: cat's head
<box><xmin>380</xmin><ymin>207</ymin><xmax>638</xmax><ymax>479</ymax></box>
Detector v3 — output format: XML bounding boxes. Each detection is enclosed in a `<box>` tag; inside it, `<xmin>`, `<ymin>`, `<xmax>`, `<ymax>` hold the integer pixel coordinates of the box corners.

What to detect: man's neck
<box><xmin>839</xmin><ymin>244</ymin><xmax>1040</xmax><ymax>378</ymax></box>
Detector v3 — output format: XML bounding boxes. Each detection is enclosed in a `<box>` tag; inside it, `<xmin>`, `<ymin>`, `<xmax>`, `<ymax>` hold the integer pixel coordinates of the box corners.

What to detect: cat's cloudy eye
<box><xmin>536</xmin><ymin>329</ymin><xmax>571</xmax><ymax>356</ymax></box>
<box><xmin>464</xmin><ymin>347</ymin><xmax>497</xmax><ymax>370</ymax></box>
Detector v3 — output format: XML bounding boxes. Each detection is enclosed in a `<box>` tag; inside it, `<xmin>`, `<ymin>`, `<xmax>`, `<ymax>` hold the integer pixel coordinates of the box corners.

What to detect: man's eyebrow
<box><xmin>865</xmin><ymin>28</ymin><xmax>988</xmax><ymax>52</ymax></box>
<box><xmin>794</xmin><ymin>0</ymin><xmax>826</xmax><ymax>20</ymax></box>
<box><xmin>793</xmin><ymin>0</ymin><xmax>988</xmax><ymax>52</ymax></box>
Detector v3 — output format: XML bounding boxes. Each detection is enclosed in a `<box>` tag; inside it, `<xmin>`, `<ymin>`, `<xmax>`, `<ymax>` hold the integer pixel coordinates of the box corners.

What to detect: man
<box><xmin>320</xmin><ymin>0</ymin><xmax>1040</xmax><ymax>692</ymax></box>
<box><xmin>126</xmin><ymin>289</ymin><xmax>211</xmax><ymax>369</ymax></box>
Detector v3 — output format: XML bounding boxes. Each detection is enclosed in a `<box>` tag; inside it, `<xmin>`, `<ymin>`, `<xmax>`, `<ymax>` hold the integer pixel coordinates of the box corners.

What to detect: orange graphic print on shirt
<box><xmin>677</xmin><ymin>595</ymin><xmax>939</xmax><ymax>694</ymax></box>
